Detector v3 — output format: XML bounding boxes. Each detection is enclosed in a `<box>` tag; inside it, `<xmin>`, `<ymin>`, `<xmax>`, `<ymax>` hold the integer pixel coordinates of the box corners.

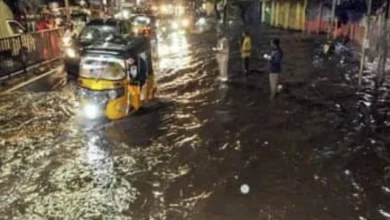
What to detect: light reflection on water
<box><xmin>157</xmin><ymin>32</ymin><xmax>191</xmax><ymax>70</ymax></box>
<box><xmin>85</xmin><ymin>132</ymin><xmax>112</xmax><ymax>187</ymax></box>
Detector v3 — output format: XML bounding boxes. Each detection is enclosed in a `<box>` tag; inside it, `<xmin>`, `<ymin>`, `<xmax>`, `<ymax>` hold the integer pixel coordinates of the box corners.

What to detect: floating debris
<box><xmin>379</xmin><ymin>209</ymin><xmax>390</xmax><ymax>218</ymax></box>
<box><xmin>240</xmin><ymin>184</ymin><xmax>250</xmax><ymax>194</ymax></box>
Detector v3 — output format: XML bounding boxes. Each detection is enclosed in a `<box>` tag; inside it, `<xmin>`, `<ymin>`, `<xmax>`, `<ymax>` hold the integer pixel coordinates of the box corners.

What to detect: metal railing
<box><xmin>0</xmin><ymin>28</ymin><xmax>65</xmax><ymax>80</ymax></box>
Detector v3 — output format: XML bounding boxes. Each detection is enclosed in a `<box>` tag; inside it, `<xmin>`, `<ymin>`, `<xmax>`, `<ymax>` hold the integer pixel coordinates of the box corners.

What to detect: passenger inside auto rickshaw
<box><xmin>130</xmin><ymin>50</ymin><xmax>155</xmax><ymax>100</ymax></box>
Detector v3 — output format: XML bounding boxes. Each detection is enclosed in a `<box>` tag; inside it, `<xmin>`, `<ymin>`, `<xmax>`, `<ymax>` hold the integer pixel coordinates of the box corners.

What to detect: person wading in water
<box><xmin>264</xmin><ymin>38</ymin><xmax>283</xmax><ymax>99</ymax></box>
<box><xmin>240</xmin><ymin>30</ymin><xmax>252</xmax><ymax>77</ymax></box>
<box><xmin>213</xmin><ymin>29</ymin><xmax>230</xmax><ymax>82</ymax></box>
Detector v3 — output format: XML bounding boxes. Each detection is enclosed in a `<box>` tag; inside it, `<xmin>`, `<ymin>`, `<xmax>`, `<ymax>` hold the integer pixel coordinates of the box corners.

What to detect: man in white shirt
<box><xmin>213</xmin><ymin>29</ymin><xmax>229</xmax><ymax>82</ymax></box>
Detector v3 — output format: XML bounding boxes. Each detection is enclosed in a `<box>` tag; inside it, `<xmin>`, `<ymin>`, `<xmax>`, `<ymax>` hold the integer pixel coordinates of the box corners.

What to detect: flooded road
<box><xmin>1</xmin><ymin>24</ymin><xmax>390</xmax><ymax>219</ymax></box>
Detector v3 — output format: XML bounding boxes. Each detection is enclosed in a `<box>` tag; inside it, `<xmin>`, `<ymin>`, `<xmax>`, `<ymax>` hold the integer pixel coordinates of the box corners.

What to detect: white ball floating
<box><xmin>240</xmin><ymin>184</ymin><xmax>250</xmax><ymax>194</ymax></box>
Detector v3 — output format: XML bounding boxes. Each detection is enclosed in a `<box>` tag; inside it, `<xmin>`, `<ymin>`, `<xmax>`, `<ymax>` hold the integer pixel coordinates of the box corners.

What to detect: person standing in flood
<box><xmin>240</xmin><ymin>31</ymin><xmax>252</xmax><ymax>76</ymax></box>
<box><xmin>264</xmin><ymin>38</ymin><xmax>283</xmax><ymax>99</ymax></box>
<box><xmin>213</xmin><ymin>29</ymin><xmax>230</xmax><ymax>81</ymax></box>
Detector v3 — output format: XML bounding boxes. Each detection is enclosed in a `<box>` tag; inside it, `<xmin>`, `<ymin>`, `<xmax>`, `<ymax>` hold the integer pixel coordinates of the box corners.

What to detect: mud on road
<box><xmin>0</xmin><ymin>25</ymin><xmax>389</xmax><ymax>220</ymax></box>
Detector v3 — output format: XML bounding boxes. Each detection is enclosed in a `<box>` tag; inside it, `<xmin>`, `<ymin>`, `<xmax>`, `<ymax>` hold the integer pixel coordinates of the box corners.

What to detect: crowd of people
<box><xmin>214</xmin><ymin>29</ymin><xmax>283</xmax><ymax>100</ymax></box>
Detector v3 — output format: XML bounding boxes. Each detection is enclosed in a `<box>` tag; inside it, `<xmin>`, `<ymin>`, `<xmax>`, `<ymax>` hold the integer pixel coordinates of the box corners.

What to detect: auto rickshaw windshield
<box><xmin>80</xmin><ymin>56</ymin><xmax>126</xmax><ymax>80</ymax></box>
<box><xmin>79</xmin><ymin>25</ymin><xmax>116</xmax><ymax>40</ymax></box>
<box><xmin>132</xmin><ymin>16</ymin><xmax>151</xmax><ymax>25</ymax></box>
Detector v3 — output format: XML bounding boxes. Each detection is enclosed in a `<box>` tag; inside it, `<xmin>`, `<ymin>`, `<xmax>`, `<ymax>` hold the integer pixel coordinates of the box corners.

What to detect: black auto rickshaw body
<box><xmin>64</xmin><ymin>18</ymin><xmax>133</xmax><ymax>77</ymax></box>
<box><xmin>77</xmin><ymin>35</ymin><xmax>156</xmax><ymax>120</ymax></box>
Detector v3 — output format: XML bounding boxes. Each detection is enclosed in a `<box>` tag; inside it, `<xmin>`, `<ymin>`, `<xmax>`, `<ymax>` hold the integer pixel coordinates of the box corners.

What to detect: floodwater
<box><xmin>0</xmin><ymin>24</ymin><xmax>390</xmax><ymax>219</ymax></box>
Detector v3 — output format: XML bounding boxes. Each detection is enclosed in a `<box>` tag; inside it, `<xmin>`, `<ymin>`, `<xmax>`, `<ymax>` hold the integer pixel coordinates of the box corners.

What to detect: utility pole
<box><xmin>378</xmin><ymin>0</ymin><xmax>390</xmax><ymax>86</ymax></box>
<box><xmin>358</xmin><ymin>0</ymin><xmax>372</xmax><ymax>87</ymax></box>
<box><xmin>328</xmin><ymin>0</ymin><xmax>337</xmax><ymax>39</ymax></box>
<box><xmin>64</xmin><ymin>0</ymin><xmax>70</xmax><ymax>21</ymax></box>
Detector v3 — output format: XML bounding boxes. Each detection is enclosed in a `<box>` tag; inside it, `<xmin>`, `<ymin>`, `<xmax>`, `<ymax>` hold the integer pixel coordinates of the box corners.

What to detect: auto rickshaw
<box><xmin>77</xmin><ymin>35</ymin><xmax>156</xmax><ymax>120</ymax></box>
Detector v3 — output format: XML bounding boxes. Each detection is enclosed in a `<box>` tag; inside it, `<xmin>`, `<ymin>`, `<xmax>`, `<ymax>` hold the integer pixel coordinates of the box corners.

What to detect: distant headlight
<box><xmin>172</xmin><ymin>22</ymin><xmax>179</xmax><ymax>29</ymax></box>
<box><xmin>123</xmin><ymin>10</ymin><xmax>130</xmax><ymax>19</ymax></box>
<box><xmin>181</xmin><ymin>19</ymin><xmax>189</xmax><ymax>27</ymax></box>
<box><xmin>197</xmin><ymin>17</ymin><xmax>206</xmax><ymax>26</ymax></box>
<box><xmin>62</xmin><ymin>36</ymin><xmax>72</xmax><ymax>46</ymax></box>
<box><xmin>161</xmin><ymin>5</ymin><xmax>169</xmax><ymax>13</ymax></box>
<box><xmin>66</xmin><ymin>48</ymin><xmax>77</xmax><ymax>58</ymax></box>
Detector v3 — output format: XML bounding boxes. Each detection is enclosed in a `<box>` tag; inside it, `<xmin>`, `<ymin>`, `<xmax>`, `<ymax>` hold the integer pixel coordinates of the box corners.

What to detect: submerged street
<box><xmin>1</xmin><ymin>24</ymin><xmax>390</xmax><ymax>219</ymax></box>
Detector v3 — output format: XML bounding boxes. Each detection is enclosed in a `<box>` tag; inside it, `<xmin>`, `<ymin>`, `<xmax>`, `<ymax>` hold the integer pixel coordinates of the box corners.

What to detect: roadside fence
<box><xmin>0</xmin><ymin>28</ymin><xmax>65</xmax><ymax>80</ymax></box>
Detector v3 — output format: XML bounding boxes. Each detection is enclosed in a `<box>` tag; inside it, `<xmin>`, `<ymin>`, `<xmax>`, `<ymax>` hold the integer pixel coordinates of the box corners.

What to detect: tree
<box><xmin>209</xmin><ymin>0</ymin><xmax>228</xmax><ymax>23</ymax></box>
<box><xmin>4</xmin><ymin>0</ymin><xmax>39</xmax><ymax>14</ymax></box>
<box><xmin>204</xmin><ymin>0</ymin><xmax>248</xmax><ymax>24</ymax></box>
<box><xmin>18</xmin><ymin>0</ymin><xmax>39</xmax><ymax>14</ymax></box>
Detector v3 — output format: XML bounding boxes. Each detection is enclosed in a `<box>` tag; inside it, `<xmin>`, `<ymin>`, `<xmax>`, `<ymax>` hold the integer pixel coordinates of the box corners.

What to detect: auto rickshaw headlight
<box><xmin>84</xmin><ymin>103</ymin><xmax>100</xmax><ymax>119</ymax></box>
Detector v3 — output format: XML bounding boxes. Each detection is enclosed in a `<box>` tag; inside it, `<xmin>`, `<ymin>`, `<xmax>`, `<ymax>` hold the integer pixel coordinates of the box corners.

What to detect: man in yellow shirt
<box><xmin>241</xmin><ymin>31</ymin><xmax>252</xmax><ymax>76</ymax></box>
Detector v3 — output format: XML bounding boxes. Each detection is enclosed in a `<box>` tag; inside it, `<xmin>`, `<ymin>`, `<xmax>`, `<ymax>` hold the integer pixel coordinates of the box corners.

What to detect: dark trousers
<box><xmin>242</xmin><ymin>57</ymin><xmax>250</xmax><ymax>75</ymax></box>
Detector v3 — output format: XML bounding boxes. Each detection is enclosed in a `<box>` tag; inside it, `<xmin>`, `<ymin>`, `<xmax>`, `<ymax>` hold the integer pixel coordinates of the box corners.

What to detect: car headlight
<box><xmin>84</xmin><ymin>103</ymin><xmax>100</xmax><ymax>119</ymax></box>
<box><xmin>66</xmin><ymin>48</ymin><xmax>77</xmax><ymax>58</ymax></box>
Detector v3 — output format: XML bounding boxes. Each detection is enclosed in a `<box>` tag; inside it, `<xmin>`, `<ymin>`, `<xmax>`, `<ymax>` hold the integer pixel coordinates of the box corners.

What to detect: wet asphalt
<box><xmin>0</xmin><ymin>23</ymin><xmax>390</xmax><ymax>219</ymax></box>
